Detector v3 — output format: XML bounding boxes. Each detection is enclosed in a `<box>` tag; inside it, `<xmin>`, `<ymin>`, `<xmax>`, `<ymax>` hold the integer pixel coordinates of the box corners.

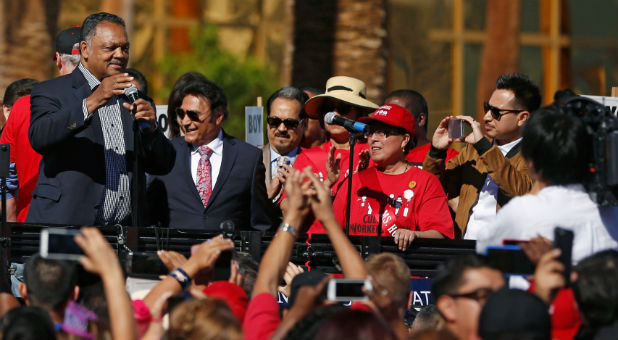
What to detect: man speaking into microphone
<box><xmin>27</xmin><ymin>12</ymin><xmax>175</xmax><ymax>226</ymax></box>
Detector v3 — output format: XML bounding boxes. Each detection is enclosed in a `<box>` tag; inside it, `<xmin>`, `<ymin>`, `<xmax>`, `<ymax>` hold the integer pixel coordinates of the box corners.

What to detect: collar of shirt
<box><xmin>78</xmin><ymin>63</ymin><xmax>101</xmax><ymax>90</ymax></box>
<box><xmin>496</xmin><ymin>137</ymin><xmax>522</xmax><ymax>156</ymax></box>
<box><xmin>269</xmin><ymin>145</ymin><xmax>300</xmax><ymax>164</ymax></box>
<box><xmin>191</xmin><ymin>129</ymin><xmax>224</xmax><ymax>157</ymax></box>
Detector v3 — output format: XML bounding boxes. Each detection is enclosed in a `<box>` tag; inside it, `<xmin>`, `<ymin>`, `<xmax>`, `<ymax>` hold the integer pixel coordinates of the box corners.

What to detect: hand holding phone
<box><xmin>326</xmin><ymin>278</ymin><xmax>372</xmax><ymax>301</ymax></box>
<box><xmin>40</xmin><ymin>228</ymin><xmax>84</xmax><ymax>261</ymax></box>
<box><xmin>448</xmin><ymin>119</ymin><xmax>465</xmax><ymax>139</ymax></box>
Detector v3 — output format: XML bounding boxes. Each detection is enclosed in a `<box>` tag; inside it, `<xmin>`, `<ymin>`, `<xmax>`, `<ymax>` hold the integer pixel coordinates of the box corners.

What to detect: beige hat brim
<box><xmin>305</xmin><ymin>91</ymin><xmax>379</xmax><ymax>118</ymax></box>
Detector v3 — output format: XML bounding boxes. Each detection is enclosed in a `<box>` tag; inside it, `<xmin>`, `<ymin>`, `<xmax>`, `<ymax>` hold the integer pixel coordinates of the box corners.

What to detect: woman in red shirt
<box><xmin>333</xmin><ymin>104</ymin><xmax>454</xmax><ymax>250</ymax></box>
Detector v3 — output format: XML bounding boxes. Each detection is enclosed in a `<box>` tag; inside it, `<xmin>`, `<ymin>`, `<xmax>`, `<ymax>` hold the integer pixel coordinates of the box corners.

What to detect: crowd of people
<box><xmin>0</xmin><ymin>10</ymin><xmax>616</xmax><ymax>340</ymax></box>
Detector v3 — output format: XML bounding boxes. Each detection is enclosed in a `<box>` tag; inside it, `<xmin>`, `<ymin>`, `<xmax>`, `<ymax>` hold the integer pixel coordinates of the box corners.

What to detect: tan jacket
<box><xmin>423</xmin><ymin>137</ymin><xmax>533</xmax><ymax>238</ymax></box>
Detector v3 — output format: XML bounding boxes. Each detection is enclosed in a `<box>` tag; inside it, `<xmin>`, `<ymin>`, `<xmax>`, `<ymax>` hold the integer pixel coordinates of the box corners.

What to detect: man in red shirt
<box><xmin>0</xmin><ymin>26</ymin><xmax>81</xmax><ymax>221</ymax></box>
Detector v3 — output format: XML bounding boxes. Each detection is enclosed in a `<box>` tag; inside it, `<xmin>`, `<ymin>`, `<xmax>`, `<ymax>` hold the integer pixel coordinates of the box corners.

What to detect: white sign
<box><xmin>245</xmin><ymin>106</ymin><xmax>264</xmax><ymax>147</ymax></box>
<box><xmin>155</xmin><ymin>105</ymin><xmax>170</xmax><ymax>138</ymax></box>
<box><xmin>583</xmin><ymin>95</ymin><xmax>618</xmax><ymax>117</ymax></box>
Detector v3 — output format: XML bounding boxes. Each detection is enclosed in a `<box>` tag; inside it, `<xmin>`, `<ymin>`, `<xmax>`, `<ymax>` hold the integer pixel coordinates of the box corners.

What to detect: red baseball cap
<box><xmin>359</xmin><ymin>104</ymin><xmax>415</xmax><ymax>136</ymax></box>
<box><xmin>202</xmin><ymin>281</ymin><xmax>248</xmax><ymax>323</ymax></box>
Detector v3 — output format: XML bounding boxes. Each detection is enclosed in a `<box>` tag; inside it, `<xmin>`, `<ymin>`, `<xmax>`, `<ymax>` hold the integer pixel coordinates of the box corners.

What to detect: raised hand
<box><xmin>431</xmin><ymin>116</ymin><xmax>454</xmax><ymax>150</ymax></box>
<box><xmin>86</xmin><ymin>73</ymin><xmax>133</xmax><ymax>113</ymax></box>
<box><xmin>325</xmin><ymin>146</ymin><xmax>342</xmax><ymax>188</ymax></box>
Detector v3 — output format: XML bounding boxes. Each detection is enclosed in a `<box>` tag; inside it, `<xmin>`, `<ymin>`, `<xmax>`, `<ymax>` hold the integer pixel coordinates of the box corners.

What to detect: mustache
<box><xmin>274</xmin><ymin>131</ymin><xmax>290</xmax><ymax>138</ymax></box>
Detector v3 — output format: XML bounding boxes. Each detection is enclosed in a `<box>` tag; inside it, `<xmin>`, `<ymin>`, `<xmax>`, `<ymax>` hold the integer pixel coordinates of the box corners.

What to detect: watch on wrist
<box><xmin>278</xmin><ymin>222</ymin><xmax>297</xmax><ymax>238</ymax></box>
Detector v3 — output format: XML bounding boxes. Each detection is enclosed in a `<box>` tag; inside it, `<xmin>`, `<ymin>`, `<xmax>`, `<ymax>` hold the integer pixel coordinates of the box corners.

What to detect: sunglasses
<box><xmin>484</xmin><ymin>101</ymin><xmax>525</xmax><ymax>120</ymax></box>
<box><xmin>448</xmin><ymin>287</ymin><xmax>495</xmax><ymax>303</ymax></box>
<box><xmin>323</xmin><ymin>102</ymin><xmax>354</xmax><ymax>116</ymax></box>
<box><xmin>365</xmin><ymin>125</ymin><xmax>406</xmax><ymax>139</ymax></box>
<box><xmin>267</xmin><ymin>117</ymin><xmax>302</xmax><ymax>129</ymax></box>
<box><xmin>175</xmin><ymin>108</ymin><xmax>204</xmax><ymax>122</ymax></box>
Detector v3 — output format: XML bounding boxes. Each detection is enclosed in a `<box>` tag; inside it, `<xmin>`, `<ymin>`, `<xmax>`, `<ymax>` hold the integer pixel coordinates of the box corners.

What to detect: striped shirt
<box><xmin>79</xmin><ymin>63</ymin><xmax>131</xmax><ymax>225</ymax></box>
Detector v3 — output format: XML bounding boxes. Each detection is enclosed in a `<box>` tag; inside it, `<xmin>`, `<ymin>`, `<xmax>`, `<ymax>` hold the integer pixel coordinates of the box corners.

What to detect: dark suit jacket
<box><xmin>147</xmin><ymin>133</ymin><xmax>273</xmax><ymax>231</ymax></box>
<box><xmin>26</xmin><ymin>67</ymin><xmax>176</xmax><ymax>225</ymax></box>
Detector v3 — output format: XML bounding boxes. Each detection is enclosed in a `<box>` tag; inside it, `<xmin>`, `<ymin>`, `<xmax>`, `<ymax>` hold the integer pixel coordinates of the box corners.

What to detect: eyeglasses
<box><xmin>175</xmin><ymin>108</ymin><xmax>205</xmax><ymax>122</ymax></box>
<box><xmin>267</xmin><ymin>117</ymin><xmax>302</xmax><ymax>129</ymax></box>
<box><xmin>484</xmin><ymin>101</ymin><xmax>525</xmax><ymax>120</ymax></box>
<box><xmin>448</xmin><ymin>287</ymin><xmax>495</xmax><ymax>303</ymax></box>
<box><xmin>365</xmin><ymin>126</ymin><xmax>406</xmax><ymax>139</ymax></box>
<box><xmin>323</xmin><ymin>102</ymin><xmax>354</xmax><ymax>116</ymax></box>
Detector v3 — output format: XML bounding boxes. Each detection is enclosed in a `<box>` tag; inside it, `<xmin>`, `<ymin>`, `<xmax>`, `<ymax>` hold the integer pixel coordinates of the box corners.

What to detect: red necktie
<box><xmin>196</xmin><ymin>146</ymin><xmax>213</xmax><ymax>207</ymax></box>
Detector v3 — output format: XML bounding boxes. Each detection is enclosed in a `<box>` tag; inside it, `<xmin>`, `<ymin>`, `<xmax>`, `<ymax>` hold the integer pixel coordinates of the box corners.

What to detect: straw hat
<box><xmin>305</xmin><ymin>76</ymin><xmax>379</xmax><ymax>118</ymax></box>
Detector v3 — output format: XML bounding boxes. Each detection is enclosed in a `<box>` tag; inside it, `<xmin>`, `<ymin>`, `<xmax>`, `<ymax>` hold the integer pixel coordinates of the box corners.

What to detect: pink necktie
<box><xmin>196</xmin><ymin>146</ymin><xmax>213</xmax><ymax>207</ymax></box>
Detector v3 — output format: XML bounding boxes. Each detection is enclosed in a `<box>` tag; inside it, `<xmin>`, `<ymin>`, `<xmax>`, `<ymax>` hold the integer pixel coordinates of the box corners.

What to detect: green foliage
<box><xmin>159</xmin><ymin>24</ymin><xmax>279</xmax><ymax>139</ymax></box>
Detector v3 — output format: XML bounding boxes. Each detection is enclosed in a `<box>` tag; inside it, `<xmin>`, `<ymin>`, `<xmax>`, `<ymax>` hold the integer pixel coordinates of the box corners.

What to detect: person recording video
<box><xmin>476</xmin><ymin>99</ymin><xmax>618</xmax><ymax>263</ymax></box>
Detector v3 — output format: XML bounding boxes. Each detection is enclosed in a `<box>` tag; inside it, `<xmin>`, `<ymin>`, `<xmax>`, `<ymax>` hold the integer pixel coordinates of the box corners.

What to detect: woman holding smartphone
<box><xmin>333</xmin><ymin>104</ymin><xmax>454</xmax><ymax>250</ymax></box>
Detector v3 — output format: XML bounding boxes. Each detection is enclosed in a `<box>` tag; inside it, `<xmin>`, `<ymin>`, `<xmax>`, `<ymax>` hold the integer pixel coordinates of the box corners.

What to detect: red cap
<box><xmin>202</xmin><ymin>281</ymin><xmax>248</xmax><ymax>323</ymax></box>
<box><xmin>359</xmin><ymin>104</ymin><xmax>415</xmax><ymax>136</ymax></box>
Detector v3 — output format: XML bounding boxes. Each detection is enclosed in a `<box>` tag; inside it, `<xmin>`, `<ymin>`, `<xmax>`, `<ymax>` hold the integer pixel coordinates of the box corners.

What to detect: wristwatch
<box><xmin>278</xmin><ymin>222</ymin><xmax>296</xmax><ymax>238</ymax></box>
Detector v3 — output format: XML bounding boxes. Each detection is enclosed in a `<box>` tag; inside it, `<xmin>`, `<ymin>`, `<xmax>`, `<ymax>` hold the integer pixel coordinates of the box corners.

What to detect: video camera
<box><xmin>560</xmin><ymin>94</ymin><xmax>618</xmax><ymax>206</ymax></box>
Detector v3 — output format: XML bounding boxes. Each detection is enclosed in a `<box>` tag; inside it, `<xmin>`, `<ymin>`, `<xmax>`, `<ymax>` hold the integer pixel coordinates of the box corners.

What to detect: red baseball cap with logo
<box><xmin>359</xmin><ymin>103</ymin><xmax>415</xmax><ymax>136</ymax></box>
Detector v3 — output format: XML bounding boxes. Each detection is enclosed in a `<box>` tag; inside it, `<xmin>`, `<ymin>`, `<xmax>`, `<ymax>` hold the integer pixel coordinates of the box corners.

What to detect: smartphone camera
<box><xmin>326</xmin><ymin>278</ymin><xmax>372</xmax><ymax>302</ymax></box>
<box><xmin>448</xmin><ymin>119</ymin><xmax>465</xmax><ymax>139</ymax></box>
<box><xmin>40</xmin><ymin>228</ymin><xmax>84</xmax><ymax>261</ymax></box>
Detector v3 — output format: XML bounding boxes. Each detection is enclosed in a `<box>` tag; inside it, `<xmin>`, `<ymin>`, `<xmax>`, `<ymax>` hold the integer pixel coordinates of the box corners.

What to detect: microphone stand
<box><xmin>344</xmin><ymin>133</ymin><xmax>356</xmax><ymax>235</ymax></box>
<box><xmin>131</xmin><ymin>106</ymin><xmax>144</xmax><ymax>228</ymax></box>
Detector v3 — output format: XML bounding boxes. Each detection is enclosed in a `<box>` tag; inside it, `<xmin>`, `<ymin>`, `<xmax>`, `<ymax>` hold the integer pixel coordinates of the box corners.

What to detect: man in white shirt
<box><xmin>262</xmin><ymin>87</ymin><xmax>308</xmax><ymax>202</ymax></box>
<box><xmin>423</xmin><ymin>73</ymin><xmax>541</xmax><ymax>238</ymax></box>
<box><xmin>476</xmin><ymin>101</ymin><xmax>618</xmax><ymax>263</ymax></box>
<box><xmin>147</xmin><ymin>74</ymin><xmax>272</xmax><ymax>230</ymax></box>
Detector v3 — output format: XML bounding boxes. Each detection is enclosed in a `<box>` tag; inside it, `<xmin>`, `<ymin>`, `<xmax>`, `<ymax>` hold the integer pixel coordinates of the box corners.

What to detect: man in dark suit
<box><xmin>147</xmin><ymin>74</ymin><xmax>272</xmax><ymax>231</ymax></box>
<box><xmin>263</xmin><ymin>87</ymin><xmax>308</xmax><ymax>202</ymax></box>
<box><xmin>27</xmin><ymin>12</ymin><xmax>175</xmax><ymax>226</ymax></box>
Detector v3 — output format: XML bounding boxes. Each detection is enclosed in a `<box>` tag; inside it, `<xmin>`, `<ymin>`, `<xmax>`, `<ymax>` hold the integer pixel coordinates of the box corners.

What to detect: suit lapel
<box><xmin>263</xmin><ymin>145</ymin><xmax>271</xmax><ymax>187</ymax></box>
<box><xmin>206</xmin><ymin>132</ymin><xmax>237</xmax><ymax>211</ymax></box>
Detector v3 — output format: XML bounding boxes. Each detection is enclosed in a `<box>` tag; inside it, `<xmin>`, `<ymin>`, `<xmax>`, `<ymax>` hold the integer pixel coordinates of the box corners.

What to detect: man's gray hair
<box><xmin>59</xmin><ymin>43</ymin><xmax>80</xmax><ymax>66</ymax></box>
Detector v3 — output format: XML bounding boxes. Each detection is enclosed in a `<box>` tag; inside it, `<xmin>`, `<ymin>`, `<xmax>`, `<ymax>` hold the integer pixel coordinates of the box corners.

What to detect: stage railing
<box><xmin>7</xmin><ymin>223</ymin><xmax>476</xmax><ymax>278</ymax></box>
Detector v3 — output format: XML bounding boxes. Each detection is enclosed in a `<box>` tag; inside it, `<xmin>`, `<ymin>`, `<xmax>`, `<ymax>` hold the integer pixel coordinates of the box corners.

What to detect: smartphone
<box><xmin>326</xmin><ymin>278</ymin><xmax>372</xmax><ymax>302</ymax></box>
<box><xmin>448</xmin><ymin>119</ymin><xmax>465</xmax><ymax>139</ymax></box>
<box><xmin>485</xmin><ymin>245</ymin><xmax>535</xmax><ymax>275</ymax></box>
<box><xmin>554</xmin><ymin>227</ymin><xmax>574</xmax><ymax>287</ymax></box>
<box><xmin>212</xmin><ymin>249</ymin><xmax>233</xmax><ymax>281</ymax></box>
<box><xmin>40</xmin><ymin>228</ymin><xmax>84</xmax><ymax>261</ymax></box>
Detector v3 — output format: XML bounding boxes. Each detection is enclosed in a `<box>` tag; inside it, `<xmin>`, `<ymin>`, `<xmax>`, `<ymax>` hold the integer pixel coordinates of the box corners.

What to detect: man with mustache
<box><xmin>263</xmin><ymin>87</ymin><xmax>308</xmax><ymax>203</ymax></box>
<box><xmin>423</xmin><ymin>73</ymin><xmax>540</xmax><ymax>239</ymax></box>
<box><xmin>27</xmin><ymin>12</ymin><xmax>175</xmax><ymax>225</ymax></box>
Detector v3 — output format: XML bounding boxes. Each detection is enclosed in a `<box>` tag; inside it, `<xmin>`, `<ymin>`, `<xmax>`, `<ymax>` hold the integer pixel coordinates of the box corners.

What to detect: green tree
<box><xmin>159</xmin><ymin>24</ymin><xmax>279</xmax><ymax>139</ymax></box>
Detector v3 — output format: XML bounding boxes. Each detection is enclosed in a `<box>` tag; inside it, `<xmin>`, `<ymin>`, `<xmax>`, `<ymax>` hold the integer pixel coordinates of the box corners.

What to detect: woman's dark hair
<box><xmin>313</xmin><ymin>309</ymin><xmax>397</xmax><ymax>340</ymax></box>
<box><xmin>572</xmin><ymin>250</ymin><xmax>618</xmax><ymax>328</ymax></box>
<box><xmin>283</xmin><ymin>304</ymin><xmax>346</xmax><ymax>340</ymax></box>
<box><xmin>522</xmin><ymin>104</ymin><xmax>592</xmax><ymax>185</ymax></box>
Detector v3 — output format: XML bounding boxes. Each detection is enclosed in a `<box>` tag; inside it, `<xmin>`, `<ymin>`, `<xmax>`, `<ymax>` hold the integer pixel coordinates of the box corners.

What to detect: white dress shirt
<box><xmin>465</xmin><ymin>138</ymin><xmax>522</xmax><ymax>240</ymax></box>
<box><xmin>191</xmin><ymin>129</ymin><xmax>224</xmax><ymax>189</ymax></box>
<box><xmin>476</xmin><ymin>184</ymin><xmax>618</xmax><ymax>264</ymax></box>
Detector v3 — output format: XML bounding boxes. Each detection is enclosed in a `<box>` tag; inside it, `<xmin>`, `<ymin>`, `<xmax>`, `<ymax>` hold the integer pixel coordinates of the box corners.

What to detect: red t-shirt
<box><xmin>406</xmin><ymin>143</ymin><xmax>458</xmax><ymax>168</ymax></box>
<box><xmin>290</xmin><ymin>140</ymin><xmax>370</xmax><ymax>234</ymax></box>
<box><xmin>0</xmin><ymin>95</ymin><xmax>41</xmax><ymax>222</ymax></box>
<box><xmin>333</xmin><ymin>166</ymin><xmax>454</xmax><ymax>238</ymax></box>
<box><xmin>242</xmin><ymin>292</ymin><xmax>281</xmax><ymax>340</ymax></box>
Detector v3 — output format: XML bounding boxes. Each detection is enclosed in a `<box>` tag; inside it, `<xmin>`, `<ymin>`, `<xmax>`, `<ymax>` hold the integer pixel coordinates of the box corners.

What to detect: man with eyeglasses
<box><xmin>423</xmin><ymin>73</ymin><xmax>541</xmax><ymax>239</ymax></box>
<box><xmin>432</xmin><ymin>255</ymin><xmax>505</xmax><ymax>339</ymax></box>
<box><xmin>146</xmin><ymin>73</ymin><xmax>272</xmax><ymax>231</ymax></box>
<box><xmin>263</xmin><ymin>87</ymin><xmax>308</xmax><ymax>204</ymax></box>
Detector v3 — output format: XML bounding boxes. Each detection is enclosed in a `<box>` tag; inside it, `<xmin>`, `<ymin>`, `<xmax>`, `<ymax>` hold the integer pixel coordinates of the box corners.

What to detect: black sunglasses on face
<box><xmin>484</xmin><ymin>101</ymin><xmax>525</xmax><ymax>120</ymax></box>
<box><xmin>323</xmin><ymin>102</ymin><xmax>354</xmax><ymax>116</ymax></box>
<box><xmin>448</xmin><ymin>287</ymin><xmax>495</xmax><ymax>303</ymax></box>
<box><xmin>267</xmin><ymin>117</ymin><xmax>301</xmax><ymax>129</ymax></box>
<box><xmin>175</xmin><ymin>107</ymin><xmax>203</xmax><ymax>122</ymax></box>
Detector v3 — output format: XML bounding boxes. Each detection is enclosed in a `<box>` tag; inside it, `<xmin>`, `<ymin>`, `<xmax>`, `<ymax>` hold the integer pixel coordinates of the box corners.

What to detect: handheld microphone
<box><xmin>324</xmin><ymin>111</ymin><xmax>367</xmax><ymax>133</ymax></box>
<box><xmin>124</xmin><ymin>84</ymin><xmax>150</xmax><ymax>130</ymax></box>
